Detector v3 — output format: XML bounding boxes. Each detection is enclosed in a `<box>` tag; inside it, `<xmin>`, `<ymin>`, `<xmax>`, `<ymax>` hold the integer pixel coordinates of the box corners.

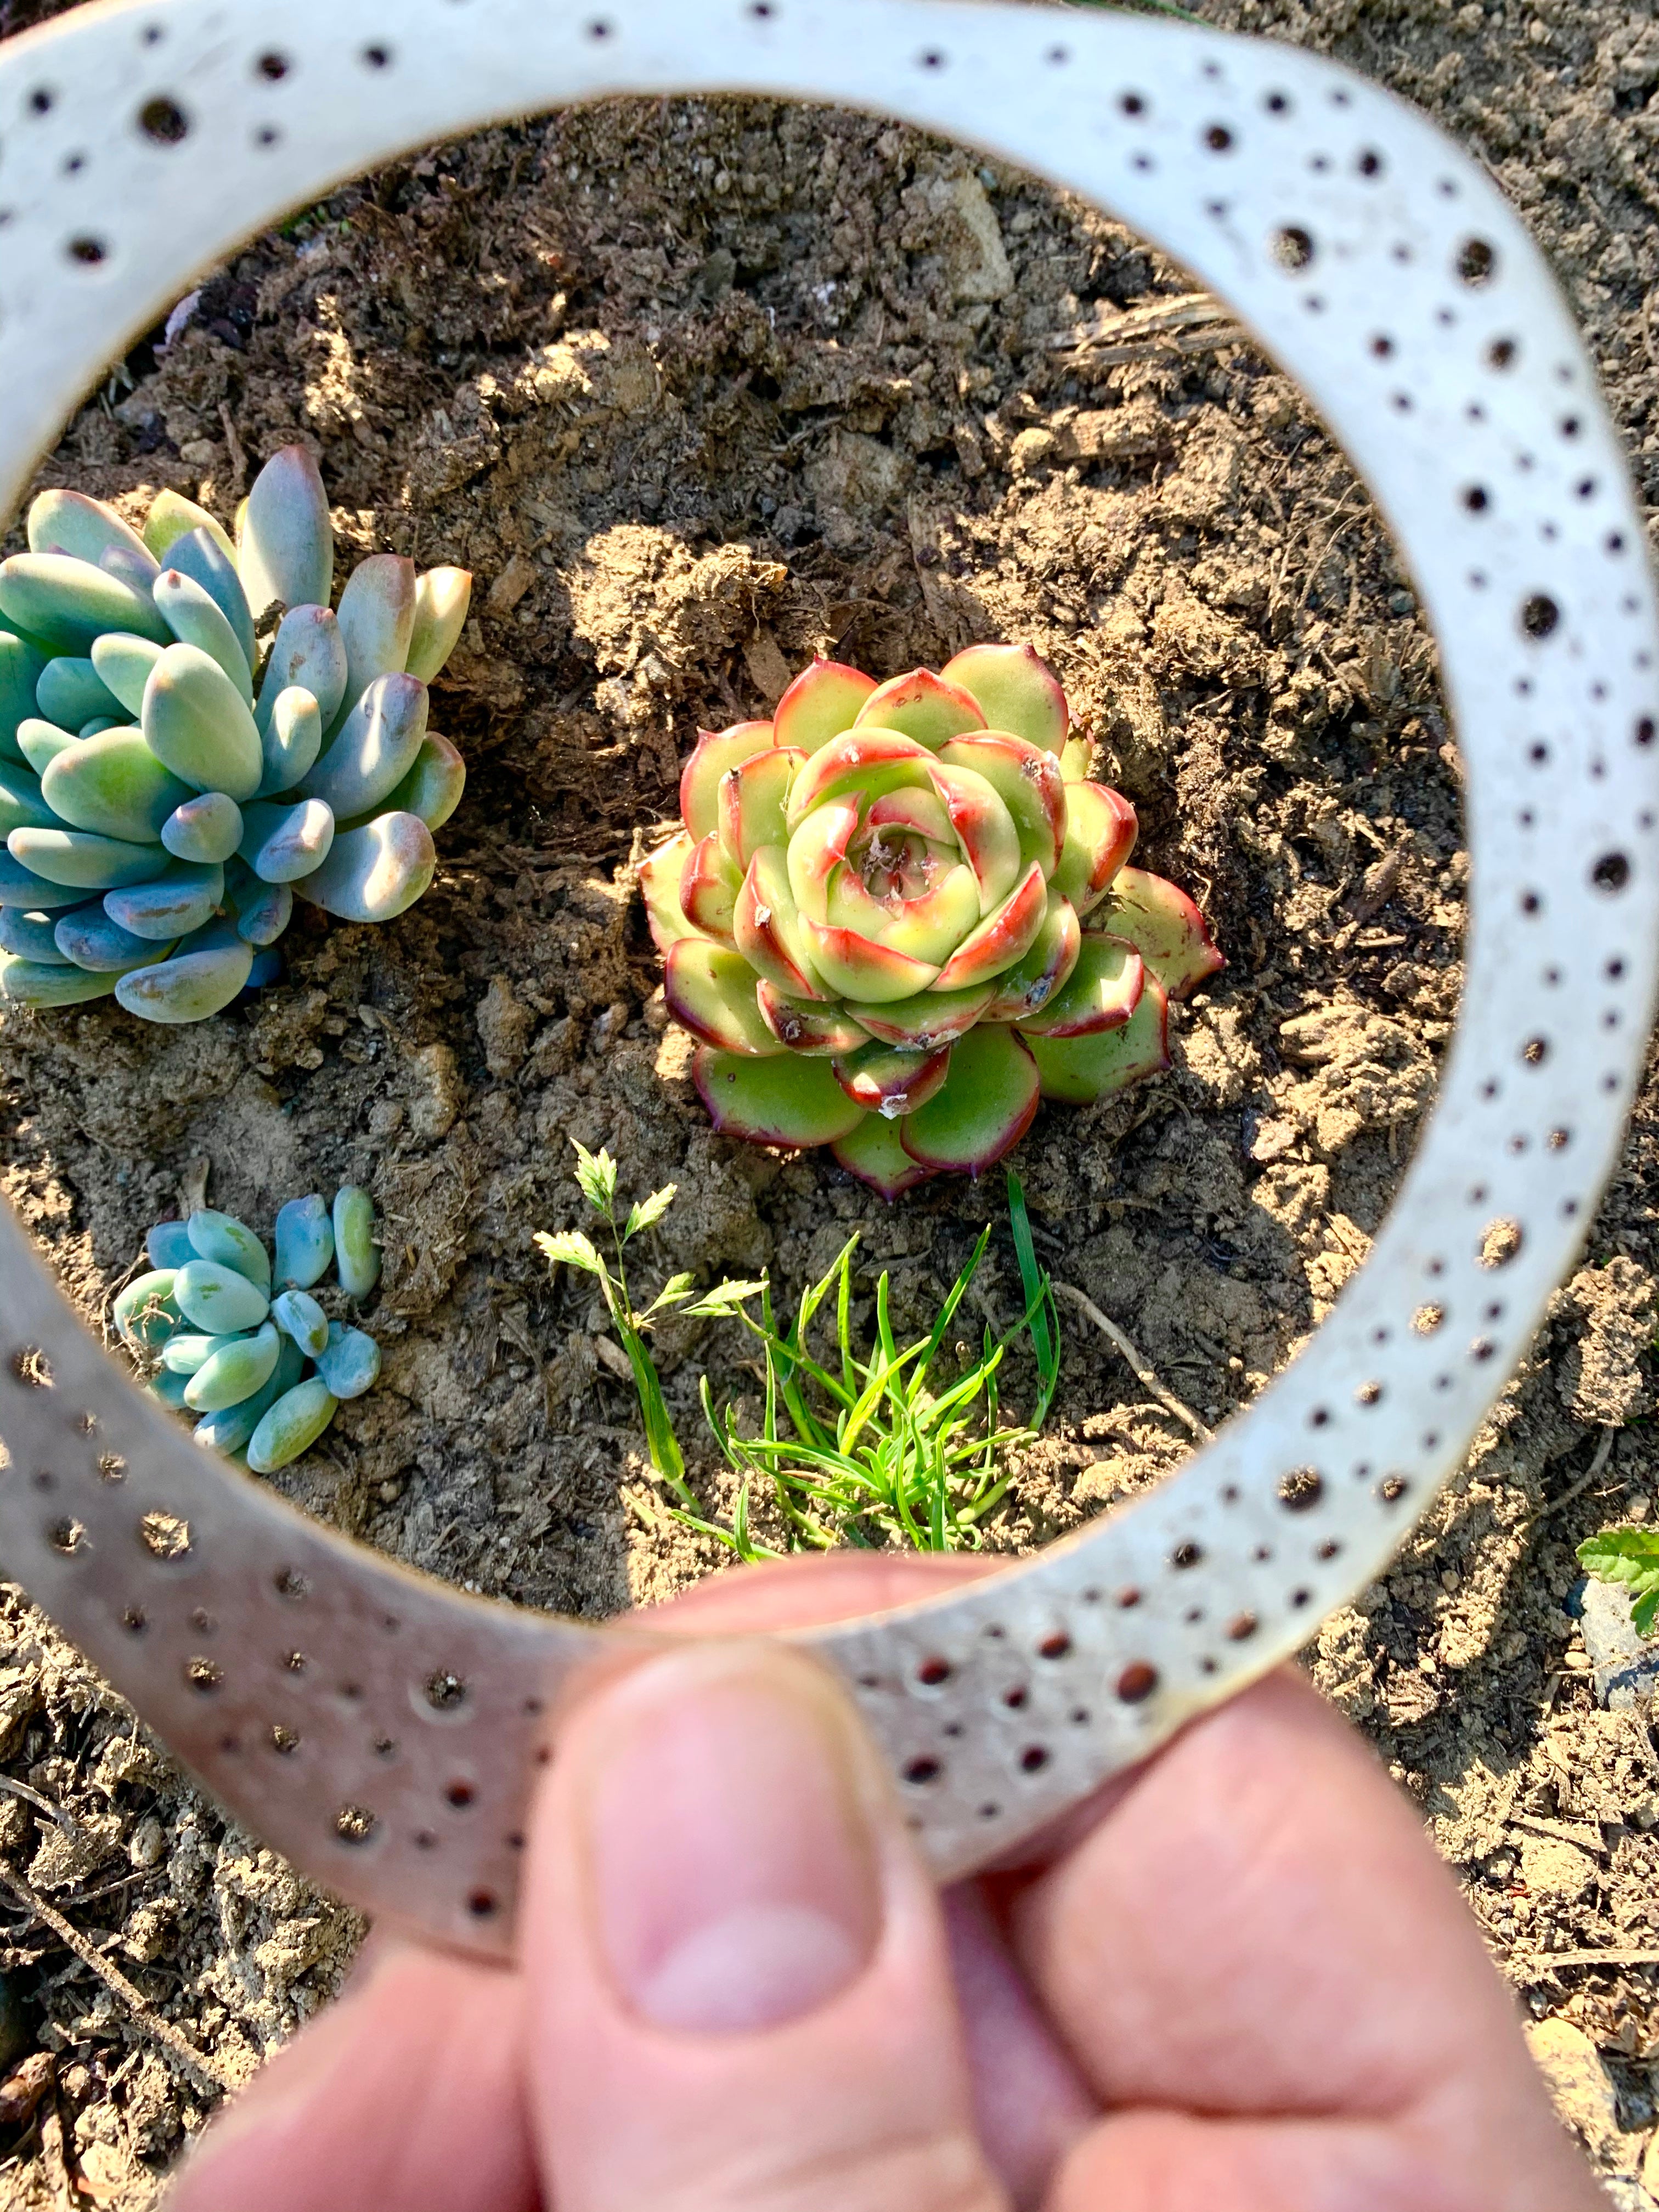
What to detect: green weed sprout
<box><xmin>680</xmin><ymin>1171</ymin><xmax>1059</xmax><ymax>1556</ymax></box>
<box><xmin>1578</xmin><ymin>1527</ymin><xmax>1659</xmax><ymax>1635</ymax></box>
<box><xmin>534</xmin><ymin>1142</ymin><xmax>695</xmax><ymax>1490</ymax></box>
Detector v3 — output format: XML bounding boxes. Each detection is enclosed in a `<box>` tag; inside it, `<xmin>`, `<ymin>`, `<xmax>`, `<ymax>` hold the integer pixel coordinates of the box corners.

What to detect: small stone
<box><xmin>476</xmin><ymin>974</ymin><xmax>533</xmax><ymax>1077</ymax></box>
<box><xmin>1525</xmin><ymin>2017</ymin><xmax>1631</xmax><ymax>2174</ymax></box>
<box><xmin>1580</xmin><ymin>1579</ymin><xmax>1659</xmax><ymax>1710</ymax></box>
<box><xmin>127</xmin><ymin>1813</ymin><xmax>166</xmax><ymax>1870</ymax></box>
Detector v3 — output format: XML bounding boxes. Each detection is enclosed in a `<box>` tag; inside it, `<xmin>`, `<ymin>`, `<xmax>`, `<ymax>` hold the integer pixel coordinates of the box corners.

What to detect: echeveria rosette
<box><xmin>0</xmin><ymin>448</ymin><xmax>472</xmax><ymax>1023</ymax></box>
<box><xmin>642</xmin><ymin>644</ymin><xmax>1223</xmax><ymax>1198</ymax></box>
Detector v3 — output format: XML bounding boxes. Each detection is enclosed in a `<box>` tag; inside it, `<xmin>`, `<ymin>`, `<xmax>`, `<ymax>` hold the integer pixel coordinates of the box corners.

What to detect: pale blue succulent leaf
<box><xmin>315</xmin><ymin>1320</ymin><xmax>380</xmax><ymax>1400</ymax></box>
<box><xmin>154</xmin><ymin>568</ymin><xmax>255</xmax><ymax>700</ymax></box>
<box><xmin>36</xmin><ymin>657</ymin><xmax>122</xmax><ymax>732</ymax></box>
<box><xmin>271</xmin><ymin>1288</ymin><xmax>329</xmax><ymax>1357</ymax></box>
<box><xmin>187</xmin><ymin>1208</ymin><xmax>273</xmax><ymax>1291</ymax></box>
<box><xmin>332</xmin><ymin>1185</ymin><xmax>380</xmax><ymax>1297</ymax></box>
<box><xmin>274</xmin><ymin>1194</ymin><xmax>333</xmax><ymax>1290</ymax></box>
<box><xmin>145</xmin><ymin>1221</ymin><xmax>194</xmax><ymax>1271</ymax></box>
<box><xmin>246</xmin><ymin>1376</ymin><xmax>338</xmax><ymax>1475</ymax></box>
<box><xmin>165</xmin><ymin>525</ymin><xmax>256</xmax><ymax>673</ymax></box>
<box><xmin>162</xmin><ymin>791</ymin><xmax>243</xmax><ymax>865</ymax></box>
<box><xmin>103</xmin><ymin>857</ymin><xmax>224</xmax><ymax>941</ymax></box>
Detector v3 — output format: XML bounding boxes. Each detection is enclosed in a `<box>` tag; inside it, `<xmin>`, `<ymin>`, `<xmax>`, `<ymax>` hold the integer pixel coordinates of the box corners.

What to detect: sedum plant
<box><xmin>115</xmin><ymin>1187</ymin><xmax>382</xmax><ymax>1472</ymax></box>
<box><xmin>641</xmin><ymin>644</ymin><xmax>1222</xmax><ymax>1196</ymax></box>
<box><xmin>0</xmin><ymin>449</ymin><xmax>470</xmax><ymax>1023</ymax></box>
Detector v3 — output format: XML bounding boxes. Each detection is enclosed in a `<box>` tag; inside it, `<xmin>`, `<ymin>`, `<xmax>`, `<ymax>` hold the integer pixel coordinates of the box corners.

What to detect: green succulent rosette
<box><xmin>643</xmin><ymin>643</ymin><xmax>1223</xmax><ymax>1198</ymax></box>
<box><xmin>0</xmin><ymin>449</ymin><xmax>471</xmax><ymax>1023</ymax></box>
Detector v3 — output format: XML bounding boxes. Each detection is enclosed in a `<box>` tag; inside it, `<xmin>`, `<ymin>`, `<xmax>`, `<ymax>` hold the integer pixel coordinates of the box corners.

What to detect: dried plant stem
<box><xmin>0</xmin><ymin>1864</ymin><xmax>235</xmax><ymax>2097</ymax></box>
<box><xmin>1052</xmin><ymin>1283</ymin><xmax>1213</xmax><ymax>1443</ymax></box>
<box><xmin>1523</xmin><ymin>1425</ymin><xmax>1617</xmax><ymax>1533</ymax></box>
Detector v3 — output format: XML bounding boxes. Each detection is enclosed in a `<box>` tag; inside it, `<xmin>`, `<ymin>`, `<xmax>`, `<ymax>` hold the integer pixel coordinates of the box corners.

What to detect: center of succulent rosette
<box><xmin>855</xmin><ymin>821</ymin><xmax>953</xmax><ymax>907</ymax></box>
<box><xmin>847</xmin><ymin>786</ymin><xmax>967</xmax><ymax>923</ymax></box>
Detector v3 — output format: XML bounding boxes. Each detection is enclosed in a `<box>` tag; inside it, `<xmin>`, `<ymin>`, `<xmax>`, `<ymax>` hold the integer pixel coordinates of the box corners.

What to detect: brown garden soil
<box><xmin>3</xmin><ymin>0</ymin><xmax>1659</xmax><ymax>2199</ymax></box>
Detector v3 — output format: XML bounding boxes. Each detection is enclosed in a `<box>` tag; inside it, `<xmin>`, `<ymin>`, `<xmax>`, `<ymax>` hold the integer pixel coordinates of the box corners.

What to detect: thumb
<box><xmin>521</xmin><ymin>1638</ymin><xmax>1008</xmax><ymax>2212</ymax></box>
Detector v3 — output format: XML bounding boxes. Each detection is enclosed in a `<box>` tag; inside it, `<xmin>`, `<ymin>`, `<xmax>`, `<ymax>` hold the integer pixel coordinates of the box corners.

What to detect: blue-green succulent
<box><xmin>0</xmin><ymin>448</ymin><xmax>471</xmax><ymax>1022</ymax></box>
<box><xmin>116</xmin><ymin>1188</ymin><xmax>382</xmax><ymax>1470</ymax></box>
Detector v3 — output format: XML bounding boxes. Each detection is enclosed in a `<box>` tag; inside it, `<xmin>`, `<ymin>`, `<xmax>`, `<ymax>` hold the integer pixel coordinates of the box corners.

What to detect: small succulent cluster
<box><xmin>642</xmin><ymin>644</ymin><xmax>1221</xmax><ymax>1195</ymax></box>
<box><xmin>0</xmin><ymin>448</ymin><xmax>471</xmax><ymax>1022</ymax></box>
<box><xmin>114</xmin><ymin>1189</ymin><xmax>382</xmax><ymax>1472</ymax></box>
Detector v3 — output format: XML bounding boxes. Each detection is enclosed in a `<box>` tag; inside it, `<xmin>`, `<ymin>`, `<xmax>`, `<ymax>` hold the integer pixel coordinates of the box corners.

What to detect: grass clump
<box><xmin>538</xmin><ymin>1149</ymin><xmax>1060</xmax><ymax>1554</ymax></box>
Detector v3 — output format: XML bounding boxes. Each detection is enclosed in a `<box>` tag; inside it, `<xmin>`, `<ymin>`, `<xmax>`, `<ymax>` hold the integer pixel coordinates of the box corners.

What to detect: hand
<box><xmin>167</xmin><ymin>1554</ymin><xmax>1599</xmax><ymax>2212</ymax></box>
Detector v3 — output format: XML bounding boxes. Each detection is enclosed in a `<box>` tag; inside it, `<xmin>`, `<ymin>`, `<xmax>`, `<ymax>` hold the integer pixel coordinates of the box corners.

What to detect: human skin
<box><xmin>166</xmin><ymin>1552</ymin><xmax>1601</xmax><ymax>2212</ymax></box>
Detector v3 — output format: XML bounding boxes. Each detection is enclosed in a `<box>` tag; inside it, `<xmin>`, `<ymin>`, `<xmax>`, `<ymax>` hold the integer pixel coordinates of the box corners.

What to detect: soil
<box><xmin>3</xmin><ymin>0</ymin><xmax>1659</xmax><ymax>2200</ymax></box>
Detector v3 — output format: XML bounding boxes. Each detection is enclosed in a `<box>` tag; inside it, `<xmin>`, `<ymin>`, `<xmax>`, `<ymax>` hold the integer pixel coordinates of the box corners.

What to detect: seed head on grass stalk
<box><xmin>679</xmin><ymin>1171</ymin><xmax>1061</xmax><ymax>1557</ymax></box>
<box><xmin>533</xmin><ymin>1141</ymin><xmax>707</xmax><ymax>1493</ymax></box>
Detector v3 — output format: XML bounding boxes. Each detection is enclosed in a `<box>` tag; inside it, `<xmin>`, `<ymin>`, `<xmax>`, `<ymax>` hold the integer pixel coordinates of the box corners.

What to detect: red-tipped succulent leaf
<box><xmin>941</xmin><ymin>643</ymin><xmax>1068</xmax><ymax>755</ymax></box>
<box><xmin>695</xmin><ymin>1046</ymin><xmax>867</xmax><ymax>1148</ymax></box>
<box><xmin>772</xmin><ymin>658</ymin><xmax>877</xmax><ymax>754</ymax></box>
<box><xmin>1026</xmin><ymin>974</ymin><xmax>1170</xmax><ymax>1104</ymax></box>
<box><xmin>845</xmin><ymin>979</ymin><xmax>995</xmax><ymax>1050</ymax></box>
<box><xmin>756</xmin><ymin>979</ymin><xmax>869</xmax><ymax>1054</ymax></box>
<box><xmin>803</xmin><ymin>921</ymin><xmax>940</xmax><ymax>1005</ymax></box>
<box><xmin>680</xmin><ymin>720</ymin><xmax>775</xmax><ymax>841</ymax></box>
<box><xmin>679</xmin><ymin>831</ymin><xmax>742</xmax><ymax>942</ymax></box>
<box><xmin>930</xmin><ymin>859</ymin><xmax>1048</xmax><ymax>992</ymax></box>
<box><xmin>1013</xmin><ymin>929</ymin><xmax>1141</xmax><ymax>1040</ymax></box>
<box><xmin>733</xmin><ymin>844</ymin><xmax>823</xmax><ymax>1001</ymax></box>
<box><xmin>831</xmin><ymin>1114</ymin><xmax>938</xmax><ymax>1199</ymax></box>
<box><xmin>639</xmin><ymin>830</ymin><xmax>698</xmax><ymax>953</ymax></box>
<box><xmin>938</xmin><ymin>732</ymin><xmax>1066</xmax><ymax>879</ymax></box>
<box><xmin>853</xmin><ymin>668</ymin><xmax>986</xmax><ymax>750</ymax></box>
<box><xmin>1093</xmin><ymin>865</ymin><xmax>1224</xmax><ymax>999</ymax></box>
<box><xmin>1015</xmin><ymin>932</ymin><xmax>1143</xmax><ymax>1038</ymax></box>
<box><xmin>718</xmin><ymin>744</ymin><xmax>804</xmax><ymax>873</ymax></box>
<box><xmin>900</xmin><ymin>1024</ymin><xmax>1041</xmax><ymax>1175</ymax></box>
<box><xmin>929</xmin><ymin>760</ymin><xmax>1022</xmax><ymax>910</ymax></box>
<box><xmin>784</xmin><ymin>727</ymin><xmax>934</xmax><ymax>830</ymax></box>
<box><xmin>664</xmin><ymin>940</ymin><xmax>782</xmax><ymax>1057</ymax></box>
<box><xmin>832</xmin><ymin>1038</ymin><xmax>952</xmax><ymax>1116</ymax></box>
<box><xmin>983</xmin><ymin>890</ymin><xmax>1081</xmax><ymax>1022</ymax></box>
<box><xmin>1053</xmin><ymin>781</ymin><xmax>1138</xmax><ymax>914</ymax></box>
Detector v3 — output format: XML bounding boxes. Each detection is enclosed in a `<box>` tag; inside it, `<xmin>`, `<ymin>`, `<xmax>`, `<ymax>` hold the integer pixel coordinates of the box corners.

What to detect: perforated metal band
<box><xmin>1</xmin><ymin>0</ymin><xmax>1655</xmax><ymax>1961</ymax></box>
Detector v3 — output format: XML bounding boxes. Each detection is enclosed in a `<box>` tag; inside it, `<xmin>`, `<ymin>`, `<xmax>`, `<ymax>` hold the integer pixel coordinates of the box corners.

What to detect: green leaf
<box><xmin>624</xmin><ymin>1183</ymin><xmax>677</xmax><ymax>1241</ymax></box>
<box><xmin>1007</xmin><ymin>1170</ymin><xmax>1060</xmax><ymax>1425</ymax></box>
<box><xmin>1577</xmin><ymin>1527</ymin><xmax>1659</xmax><ymax>1594</ymax></box>
<box><xmin>1635</xmin><ymin>1589</ymin><xmax>1659</xmax><ymax>1638</ymax></box>
<box><xmin>534</xmin><ymin>1228</ymin><xmax>604</xmax><ymax>1276</ymax></box>
<box><xmin>685</xmin><ymin>1277</ymin><xmax>769</xmax><ymax>1318</ymax></box>
<box><xmin>614</xmin><ymin>1318</ymin><xmax>688</xmax><ymax>1496</ymax></box>
<box><xmin>572</xmin><ymin>1139</ymin><xmax>618</xmax><ymax>1217</ymax></box>
<box><xmin>642</xmin><ymin>1271</ymin><xmax>697</xmax><ymax>1318</ymax></box>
